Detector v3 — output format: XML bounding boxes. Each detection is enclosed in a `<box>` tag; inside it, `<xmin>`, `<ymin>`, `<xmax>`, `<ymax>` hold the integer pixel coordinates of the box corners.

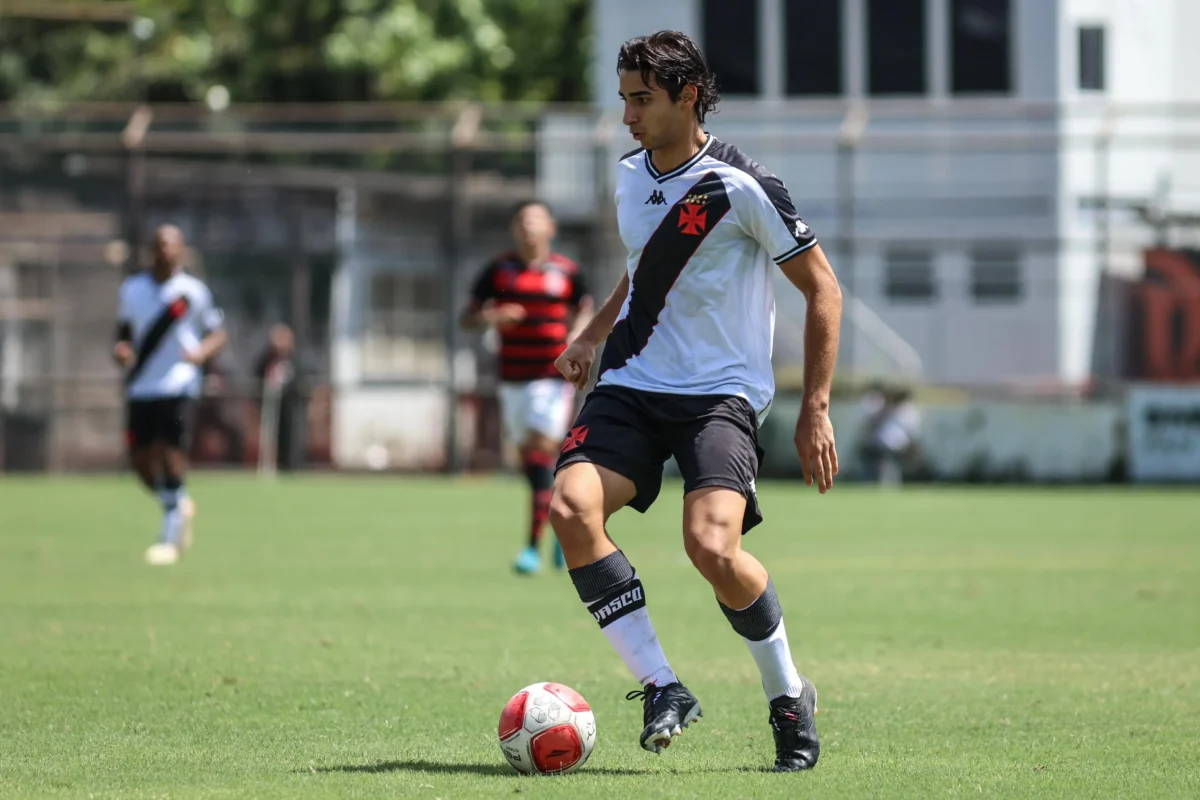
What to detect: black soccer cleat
<box><xmin>769</xmin><ymin>676</ymin><xmax>820</xmax><ymax>772</ymax></box>
<box><xmin>625</xmin><ymin>682</ymin><xmax>702</xmax><ymax>754</ymax></box>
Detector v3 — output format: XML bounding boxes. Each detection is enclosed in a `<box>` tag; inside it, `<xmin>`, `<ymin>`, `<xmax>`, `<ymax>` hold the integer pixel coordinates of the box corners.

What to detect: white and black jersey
<box><xmin>597</xmin><ymin>135</ymin><xmax>817</xmax><ymax>420</ymax></box>
<box><xmin>117</xmin><ymin>270</ymin><xmax>224</xmax><ymax>400</ymax></box>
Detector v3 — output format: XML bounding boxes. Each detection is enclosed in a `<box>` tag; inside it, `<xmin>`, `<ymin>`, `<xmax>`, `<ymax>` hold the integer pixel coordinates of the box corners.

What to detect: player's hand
<box><xmin>113</xmin><ymin>341</ymin><xmax>134</xmax><ymax>367</ymax></box>
<box><xmin>183</xmin><ymin>349</ymin><xmax>204</xmax><ymax>366</ymax></box>
<box><xmin>795</xmin><ymin>404</ymin><xmax>838</xmax><ymax>493</ymax></box>
<box><xmin>555</xmin><ymin>339</ymin><xmax>596</xmax><ymax>391</ymax></box>
<box><xmin>486</xmin><ymin>303</ymin><xmax>527</xmax><ymax>330</ymax></box>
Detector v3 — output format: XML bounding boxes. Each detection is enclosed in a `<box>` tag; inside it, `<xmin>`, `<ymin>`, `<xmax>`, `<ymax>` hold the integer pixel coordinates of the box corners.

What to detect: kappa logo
<box><xmin>591</xmin><ymin>586</ymin><xmax>644</xmax><ymax>622</ymax></box>
<box><xmin>794</xmin><ymin>219</ymin><xmax>811</xmax><ymax>238</ymax></box>
<box><xmin>678</xmin><ymin>203</ymin><xmax>708</xmax><ymax>235</ymax></box>
<box><xmin>645</xmin><ymin>190</ymin><xmax>667</xmax><ymax>205</ymax></box>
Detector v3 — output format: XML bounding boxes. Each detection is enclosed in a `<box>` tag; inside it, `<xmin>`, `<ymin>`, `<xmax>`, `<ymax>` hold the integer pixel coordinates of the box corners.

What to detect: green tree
<box><xmin>0</xmin><ymin>0</ymin><xmax>590</xmax><ymax>106</ymax></box>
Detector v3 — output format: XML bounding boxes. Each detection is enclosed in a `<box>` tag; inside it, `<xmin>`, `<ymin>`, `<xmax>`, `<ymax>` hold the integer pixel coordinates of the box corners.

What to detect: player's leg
<box><xmin>510</xmin><ymin>379</ymin><xmax>575</xmax><ymax>573</ymax></box>
<box><xmin>674</xmin><ymin>399</ymin><xmax>819</xmax><ymax>771</ymax></box>
<box><xmin>126</xmin><ymin>400</ymin><xmax>160</xmax><ymax>492</ymax></box>
<box><xmin>517</xmin><ymin>431</ymin><xmax>560</xmax><ymax>566</ymax></box>
<box><xmin>501</xmin><ymin>382</ymin><xmax>554</xmax><ymax>574</ymax></box>
<box><xmin>551</xmin><ymin>386</ymin><xmax>699</xmax><ymax>754</ymax></box>
<box><xmin>528</xmin><ymin>379</ymin><xmax>575</xmax><ymax>569</ymax></box>
<box><xmin>144</xmin><ymin>398</ymin><xmax>195</xmax><ymax>565</ymax></box>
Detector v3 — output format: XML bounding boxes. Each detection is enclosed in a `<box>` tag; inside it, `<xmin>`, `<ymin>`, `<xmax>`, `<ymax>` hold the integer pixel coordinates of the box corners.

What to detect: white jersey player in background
<box><xmin>547</xmin><ymin>31</ymin><xmax>842</xmax><ymax>772</ymax></box>
<box><xmin>114</xmin><ymin>225</ymin><xmax>226</xmax><ymax>565</ymax></box>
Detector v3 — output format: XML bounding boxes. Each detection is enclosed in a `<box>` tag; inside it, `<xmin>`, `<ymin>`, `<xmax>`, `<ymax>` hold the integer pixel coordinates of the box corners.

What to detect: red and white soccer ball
<box><xmin>498</xmin><ymin>682</ymin><xmax>596</xmax><ymax>775</ymax></box>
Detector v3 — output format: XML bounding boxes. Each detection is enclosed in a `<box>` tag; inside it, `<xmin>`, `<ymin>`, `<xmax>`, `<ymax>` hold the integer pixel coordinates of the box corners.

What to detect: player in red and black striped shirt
<box><xmin>461</xmin><ymin>201</ymin><xmax>593</xmax><ymax>574</ymax></box>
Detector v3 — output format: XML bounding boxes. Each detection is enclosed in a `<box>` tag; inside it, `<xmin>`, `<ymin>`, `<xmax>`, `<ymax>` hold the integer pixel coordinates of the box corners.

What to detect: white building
<box><xmin>548</xmin><ymin>0</ymin><xmax>1200</xmax><ymax>388</ymax></box>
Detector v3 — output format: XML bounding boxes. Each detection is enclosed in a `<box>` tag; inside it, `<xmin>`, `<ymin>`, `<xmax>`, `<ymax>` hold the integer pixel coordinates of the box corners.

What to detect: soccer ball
<box><xmin>497</xmin><ymin>682</ymin><xmax>597</xmax><ymax>775</ymax></box>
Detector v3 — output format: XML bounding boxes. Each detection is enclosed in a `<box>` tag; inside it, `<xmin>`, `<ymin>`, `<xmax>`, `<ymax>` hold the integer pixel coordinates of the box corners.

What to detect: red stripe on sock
<box><xmin>530</xmin><ymin>488</ymin><xmax>552</xmax><ymax>545</ymax></box>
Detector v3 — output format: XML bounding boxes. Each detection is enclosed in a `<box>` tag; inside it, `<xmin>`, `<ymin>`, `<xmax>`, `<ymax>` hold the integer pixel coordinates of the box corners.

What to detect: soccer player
<box><xmin>549</xmin><ymin>31</ymin><xmax>842</xmax><ymax>772</ymax></box>
<box><xmin>461</xmin><ymin>201</ymin><xmax>594</xmax><ymax>575</ymax></box>
<box><xmin>114</xmin><ymin>225</ymin><xmax>226</xmax><ymax>566</ymax></box>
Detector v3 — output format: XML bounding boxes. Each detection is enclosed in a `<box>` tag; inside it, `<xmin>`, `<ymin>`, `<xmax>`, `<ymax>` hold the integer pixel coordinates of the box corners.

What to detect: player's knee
<box><xmin>683</xmin><ymin>515</ymin><xmax>740</xmax><ymax>581</ymax></box>
<box><xmin>549</xmin><ymin>483</ymin><xmax>599</xmax><ymax>541</ymax></box>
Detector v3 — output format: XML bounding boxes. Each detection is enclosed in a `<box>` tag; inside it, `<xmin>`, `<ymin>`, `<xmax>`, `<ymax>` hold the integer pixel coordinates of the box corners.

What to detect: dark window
<box><xmin>867</xmin><ymin>0</ymin><xmax>926</xmax><ymax>95</ymax></box>
<box><xmin>970</xmin><ymin>246</ymin><xmax>1021</xmax><ymax>302</ymax></box>
<box><xmin>951</xmin><ymin>0</ymin><xmax>1011</xmax><ymax>94</ymax></box>
<box><xmin>703</xmin><ymin>0</ymin><xmax>760</xmax><ymax>96</ymax></box>
<box><xmin>885</xmin><ymin>248</ymin><xmax>937</xmax><ymax>301</ymax></box>
<box><xmin>785</xmin><ymin>0</ymin><xmax>842</xmax><ymax>96</ymax></box>
<box><xmin>1078</xmin><ymin>26</ymin><xmax>1105</xmax><ymax>91</ymax></box>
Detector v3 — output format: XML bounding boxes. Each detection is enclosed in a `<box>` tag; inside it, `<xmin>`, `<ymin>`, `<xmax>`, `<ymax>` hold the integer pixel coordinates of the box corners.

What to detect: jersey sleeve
<box><xmin>116</xmin><ymin>280</ymin><xmax>132</xmax><ymax>324</ymax></box>
<box><xmin>737</xmin><ymin>173</ymin><xmax>818</xmax><ymax>265</ymax></box>
<box><xmin>195</xmin><ymin>284</ymin><xmax>225</xmax><ymax>334</ymax></box>
<box><xmin>468</xmin><ymin>262</ymin><xmax>498</xmax><ymax>305</ymax></box>
<box><xmin>570</xmin><ymin>268</ymin><xmax>591</xmax><ymax>305</ymax></box>
<box><xmin>115</xmin><ymin>282</ymin><xmax>133</xmax><ymax>341</ymax></box>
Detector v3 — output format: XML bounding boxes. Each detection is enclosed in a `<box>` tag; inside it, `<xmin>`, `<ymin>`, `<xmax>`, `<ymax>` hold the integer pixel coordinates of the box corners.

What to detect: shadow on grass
<box><xmin>306</xmin><ymin>759</ymin><xmax>761</xmax><ymax>777</ymax></box>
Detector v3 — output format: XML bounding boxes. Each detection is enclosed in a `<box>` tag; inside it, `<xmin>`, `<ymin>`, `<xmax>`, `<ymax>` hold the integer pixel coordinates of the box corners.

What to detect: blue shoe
<box><xmin>513</xmin><ymin>546</ymin><xmax>541</xmax><ymax>575</ymax></box>
<box><xmin>552</xmin><ymin>538</ymin><xmax>566</xmax><ymax>570</ymax></box>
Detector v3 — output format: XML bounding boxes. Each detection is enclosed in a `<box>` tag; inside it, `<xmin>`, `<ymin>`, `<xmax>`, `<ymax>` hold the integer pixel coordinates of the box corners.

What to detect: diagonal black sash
<box><xmin>125</xmin><ymin>296</ymin><xmax>191</xmax><ymax>386</ymax></box>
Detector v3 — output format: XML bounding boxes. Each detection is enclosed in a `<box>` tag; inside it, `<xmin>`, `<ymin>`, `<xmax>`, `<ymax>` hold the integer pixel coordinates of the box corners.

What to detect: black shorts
<box><xmin>126</xmin><ymin>397</ymin><xmax>195</xmax><ymax>451</ymax></box>
<box><xmin>556</xmin><ymin>384</ymin><xmax>765</xmax><ymax>533</ymax></box>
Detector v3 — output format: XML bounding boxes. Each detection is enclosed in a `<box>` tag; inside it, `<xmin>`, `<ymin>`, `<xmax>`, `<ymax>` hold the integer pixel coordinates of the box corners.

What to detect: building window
<box><xmin>867</xmin><ymin>0</ymin><xmax>926</xmax><ymax>95</ymax></box>
<box><xmin>951</xmin><ymin>0</ymin><xmax>1011</xmax><ymax>94</ymax></box>
<box><xmin>1078</xmin><ymin>25</ymin><xmax>1106</xmax><ymax>91</ymax></box>
<box><xmin>703</xmin><ymin>0</ymin><xmax>760</xmax><ymax>96</ymax></box>
<box><xmin>785</xmin><ymin>0</ymin><xmax>842</xmax><ymax>96</ymax></box>
<box><xmin>885</xmin><ymin>248</ymin><xmax>937</xmax><ymax>302</ymax></box>
<box><xmin>970</xmin><ymin>246</ymin><xmax>1022</xmax><ymax>302</ymax></box>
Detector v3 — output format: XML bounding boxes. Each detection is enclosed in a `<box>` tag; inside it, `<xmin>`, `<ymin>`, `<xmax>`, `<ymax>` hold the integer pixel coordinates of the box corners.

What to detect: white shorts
<box><xmin>499</xmin><ymin>379</ymin><xmax>575</xmax><ymax>445</ymax></box>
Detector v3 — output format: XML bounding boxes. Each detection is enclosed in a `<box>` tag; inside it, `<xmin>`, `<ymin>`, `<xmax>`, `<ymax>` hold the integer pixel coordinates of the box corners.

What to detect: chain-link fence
<box><xmin>1</xmin><ymin>101</ymin><xmax>1198</xmax><ymax>473</ymax></box>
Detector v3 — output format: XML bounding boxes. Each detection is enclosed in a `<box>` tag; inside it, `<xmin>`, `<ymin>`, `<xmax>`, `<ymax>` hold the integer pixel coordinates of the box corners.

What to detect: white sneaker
<box><xmin>144</xmin><ymin>543</ymin><xmax>180</xmax><ymax>566</ymax></box>
<box><xmin>179</xmin><ymin>497</ymin><xmax>196</xmax><ymax>552</ymax></box>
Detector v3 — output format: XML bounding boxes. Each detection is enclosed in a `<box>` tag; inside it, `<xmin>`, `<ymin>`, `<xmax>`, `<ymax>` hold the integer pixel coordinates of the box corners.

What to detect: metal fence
<box><xmin>1</xmin><ymin>100</ymin><xmax>1199</xmax><ymax>473</ymax></box>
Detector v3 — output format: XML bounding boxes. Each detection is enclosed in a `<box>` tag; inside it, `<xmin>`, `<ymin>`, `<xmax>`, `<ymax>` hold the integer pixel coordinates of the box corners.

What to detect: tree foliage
<box><xmin>0</xmin><ymin>0</ymin><xmax>590</xmax><ymax>106</ymax></box>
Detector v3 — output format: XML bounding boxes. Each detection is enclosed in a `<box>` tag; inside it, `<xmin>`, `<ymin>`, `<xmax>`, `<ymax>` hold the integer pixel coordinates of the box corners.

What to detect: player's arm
<box><xmin>113</xmin><ymin>283</ymin><xmax>135</xmax><ymax>368</ymax></box>
<box><xmin>555</xmin><ymin>272</ymin><xmax>628</xmax><ymax>389</ymax></box>
<box><xmin>186</xmin><ymin>327</ymin><xmax>227</xmax><ymax>366</ymax></box>
<box><xmin>778</xmin><ymin>244</ymin><xmax>842</xmax><ymax>415</ymax></box>
<box><xmin>185</xmin><ymin>290</ymin><xmax>227</xmax><ymax>366</ymax></box>
<box><xmin>113</xmin><ymin>321</ymin><xmax>134</xmax><ymax>368</ymax></box>
<box><xmin>567</xmin><ymin>295</ymin><xmax>595</xmax><ymax>343</ymax></box>
<box><xmin>778</xmin><ymin>244</ymin><xmax>842</xmax><ymax>493</ymax></box>
<box><xmin>566</xmin><ymin>268</ymin><xmax>597</xmax><ymax>343</ymax></box>
<box><xmin>459</xmin><ymin>262</ymin><xmax>526</xmax><ymax>330</ymax></box>
<box><xmin>736</xmin><ymin>170</ymin><xmax>841</xmax><ymax>492</ymax></box>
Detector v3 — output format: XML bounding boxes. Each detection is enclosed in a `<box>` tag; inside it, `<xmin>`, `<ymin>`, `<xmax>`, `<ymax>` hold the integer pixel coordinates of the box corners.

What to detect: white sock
<box><xmin>601</xmin><ymin>605</ymin><xmax>678</xmax><ymax>687</ymax></box>
<box><xmin>157</xmin><ymin>486</ymin><xmax>185</xmax><ymax>546</ymax></box>
<box><xmin>742</xmin><ymin>618</ymin><xmax>804</xmax><ymax>700</ymax></box>
<box><xmin>570</xmin><ymin>552</ymin><xmax>679</xmax><ymax>687</ymax></box>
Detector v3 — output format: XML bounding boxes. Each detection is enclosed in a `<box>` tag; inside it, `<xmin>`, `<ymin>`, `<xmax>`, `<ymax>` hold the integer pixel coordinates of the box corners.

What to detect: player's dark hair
<box><xmin>509</xmin><ymin>199</ymin><xmax>552</xmax><ymax>219</ymax></box>
<box><xmin>616</xmin><ymin>30</ymin><xmax>720</xmax><ymax>124</ymax></box>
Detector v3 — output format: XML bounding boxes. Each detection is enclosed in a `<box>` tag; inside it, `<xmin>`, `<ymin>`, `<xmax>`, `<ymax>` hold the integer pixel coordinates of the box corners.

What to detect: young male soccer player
<box><xmin>114</xmin><ymin>225</ymin><xmax>226</xmax><ymax>566</ymax></box>
<box><xmin>549</xmin><ymin>31</ymin><xmax>842</xmax><ymax>771</ymax></box>
<box><xmin>461</xmin><ymin>201</ymin><xmax>594</xmax><ymax>575</ymax></box>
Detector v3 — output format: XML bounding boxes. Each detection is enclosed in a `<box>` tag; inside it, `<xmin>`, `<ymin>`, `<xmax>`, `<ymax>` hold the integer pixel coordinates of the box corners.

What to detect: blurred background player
<box><xmin>114</xmin><ymin>225</ymin><xmax>226</xmax><ymax>565</ymax></box>
<box><xmin>857</xmin><ymin>383</ymin><xmax>922</xmax><ymax>485</ymax></box>
<box><xmin>254</xmin><ymin>323</ymin><xmax>307</xmax><ymax>473</ymax></box>
<box><xmin>461</xmin><ymin>201</ymin><xmax>594</xmax><ymax>575</ymax></box>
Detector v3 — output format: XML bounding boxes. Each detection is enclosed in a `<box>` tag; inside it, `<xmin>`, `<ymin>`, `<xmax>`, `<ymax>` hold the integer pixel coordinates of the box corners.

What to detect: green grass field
<box><xmin>1</xmin><ymin>476</ymin><xmax>1198</xmax><ymax>799</ymax></box>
